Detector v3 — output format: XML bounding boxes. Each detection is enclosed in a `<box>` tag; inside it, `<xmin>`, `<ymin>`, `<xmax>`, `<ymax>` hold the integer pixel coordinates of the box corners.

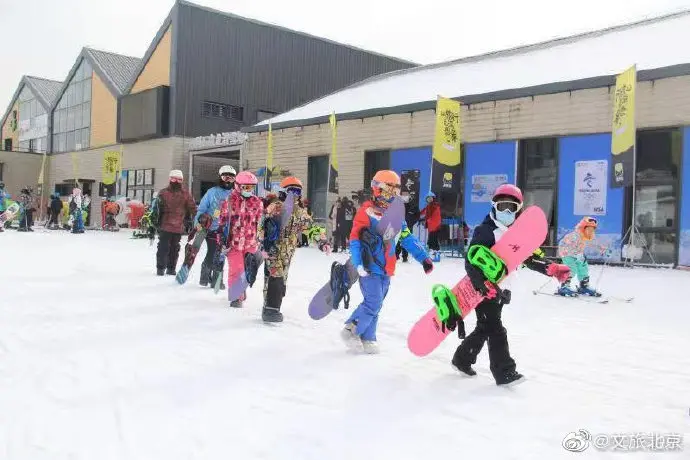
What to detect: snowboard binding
<box><xmin>431</xmin><ymin>284</ymin><xmax>465</xmax><ymax>337</ymax></box>
<box><xmin>330</xmin><ymin>262</ymin><xmax>352</xmax><ymax>310</ymax></box>
<box><xmin>466</xmin><ymin>244</ymin><xmax>507</xmax><ymax>284</ymax></box>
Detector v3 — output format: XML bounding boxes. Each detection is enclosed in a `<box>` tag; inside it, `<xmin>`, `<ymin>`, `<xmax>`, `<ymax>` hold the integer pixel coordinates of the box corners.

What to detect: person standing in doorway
<box><xmin>155</xmin><ymin>170</ymin><xmax>197</xmax><ymax>276</ymax></box>
<box><xmin>195</xmin><ymin>165</ymin><xmax>236</xmax><ymax>287</ymax></box>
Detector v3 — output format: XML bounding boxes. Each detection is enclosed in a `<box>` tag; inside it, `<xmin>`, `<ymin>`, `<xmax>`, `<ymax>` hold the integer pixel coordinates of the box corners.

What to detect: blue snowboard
<box><xmin>307</xmin><ymin>197</ymin><xmax>405</xmax><ymax>320</ymax></box>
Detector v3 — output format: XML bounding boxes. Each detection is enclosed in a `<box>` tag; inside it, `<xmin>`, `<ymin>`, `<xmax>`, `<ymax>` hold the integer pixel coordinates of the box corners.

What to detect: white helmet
<box><xmin>169</xmin><ymin>169</ymin><xmax>184</xmax><ymax>180</ymax></box>
<box><xmin>219</xmin><ymin>165</ymin><xmax>236</xmax><ymax>176</ymax></box>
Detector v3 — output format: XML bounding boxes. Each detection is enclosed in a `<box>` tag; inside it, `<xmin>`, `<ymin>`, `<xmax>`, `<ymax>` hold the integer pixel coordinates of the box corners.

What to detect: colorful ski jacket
<box><xmin>218</xmin><ymin>190</ymin><xmax>264</xmax><ymax>253</ymax></box>
<box><xmin>194</xmin><ymin>186</ymin><xmax>232</xmax><ymax>231</ymax></box>
<box><xmin>558</xmin><ymin>229</ymin><xmax>607</xmax><ymax>259</ymax></box>
<box><xmin>349</xmin><ymin>200</ymin><xmax>427</xmax><ymax>277</ymax></box>
<box><xmin>157</xmin><ymin>185</ymin><xmax>197</xmax><ymax>234</ymax></box>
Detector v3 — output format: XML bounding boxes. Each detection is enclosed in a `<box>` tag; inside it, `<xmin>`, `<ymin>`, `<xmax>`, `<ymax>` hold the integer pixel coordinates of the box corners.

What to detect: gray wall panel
<box><xmin>173</xmin><ymin>3</ymin><xmax>415</xmax><ymax>137</ymax></box>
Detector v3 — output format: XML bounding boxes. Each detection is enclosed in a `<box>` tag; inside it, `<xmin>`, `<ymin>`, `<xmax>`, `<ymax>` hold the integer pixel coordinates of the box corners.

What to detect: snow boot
<box><xmin>451</xmin><ymin>358</ymin><xmax>477</xmax><ymax>377</ymax></box>
<box><xmin>199</xmin><ymin>264</ymin><xmax>211</xmax><ymax>287</ymax></box>
<box><xmin>496</xmin><ymin>370</ymin><xmax>525</xmax><ymax>387</ymax></box>
<box><xmin>361</xmin><ymin>340</ymin><xmax>379</xmax><ymax>354</ymax></box>
<box><xmin>556</xmin><ymin>284</ymin><xmax>578</xmax><ymax>297</ymax></box>
<box><xmin>166</xmin><ymin>267</ymin><xmax>176</xmax><ymax>276</ymax></box>
<box><xmin>229</xmin><ymin>299</ymin><xmax>243</xmax><ymax>308</ymax></box>
<box><xmin>577</xmin><ymin>277</ymin><xmax>601</xmax><ymax>297</ymax></box>
<box><xmin>156</xmin><ymin>268</ymin><xmax>165</xmax><ymax>276</ymax></box>
<box><xmin>340</xmin><ymin>322</ymin><xmax>363</xmax><ymax>352</ymax></box>
<box><xmin>262</xmin><ymin>306</ymin><xmax>283</xmax><ymax>323</ymax></box>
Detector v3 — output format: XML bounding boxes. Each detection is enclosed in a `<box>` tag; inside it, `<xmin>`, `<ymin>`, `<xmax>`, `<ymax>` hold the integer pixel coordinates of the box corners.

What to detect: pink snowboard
<box><xmin>407</xmin><ymin>206</ymin><xmax>548</xmax><ymax>357</ymax></box>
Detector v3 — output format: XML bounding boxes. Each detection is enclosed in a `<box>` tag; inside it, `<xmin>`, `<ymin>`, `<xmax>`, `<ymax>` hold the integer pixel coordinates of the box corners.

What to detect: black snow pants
<box><xmin>452</xmin><ymin>298</ymin><xmax>516</xmax><ymax>382</ymax></box>
<box><xmin>157</xmin><ymin>231</ymin><xmax>182</xmax><ymax>272</ymax></box>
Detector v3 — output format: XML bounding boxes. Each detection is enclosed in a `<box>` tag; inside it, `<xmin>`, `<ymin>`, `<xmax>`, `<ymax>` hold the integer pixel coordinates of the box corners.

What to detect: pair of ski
<box><xmin>533</xmin><ymin>290</ymin><xmax>634</xmax><ymax>304</ymax></box>
<box><xmin>308</xmin><ymin>200</ymin><xmax>552</xmax><ymax>359</ymax></box>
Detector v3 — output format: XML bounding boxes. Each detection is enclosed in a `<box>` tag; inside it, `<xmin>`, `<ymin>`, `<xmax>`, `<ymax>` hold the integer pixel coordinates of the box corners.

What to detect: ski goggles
<box><xmin>371</xmin><ymin>180</ymin><xmax>401</xmax><ymax>200</ymax></box>
<box><xmin>284</xmin><ymin>186</ymin><xmax>302</xmax><ymax>197</ymax></box>
<box><xmin>169</xmin><ymin>177</ymin><xmax>182</xmax><ymax>183</ymax></box>
<box><xmin>492</xmin><ymin>200</ymin><xmax>523</xmax><ymax>214</ymax></box>
<box><xmin>581</xmin><ymin>217</ymin><xmax>598</xmax><ymax>228</ymax></box>
<box><xmin>220</xmin><ymin>173</ymin><xmax>236</xmax><ymax>182</ymax></box>
<box><xmin>239</xmin><ymin>184</ymin><xmax>255</xmax><ymax>193</ymax></box>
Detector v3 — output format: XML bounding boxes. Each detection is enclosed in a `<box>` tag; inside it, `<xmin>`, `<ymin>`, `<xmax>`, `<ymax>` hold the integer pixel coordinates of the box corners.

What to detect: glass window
<box><xmin>52</xmin><ymin>134</ymin><xmax>58</xmax><ymax>151</ymax></box>
<box><xmin>74</xmin><ymin>81</ymin><xmax>83</xmax><ymax>105</ymax></box>
<box><xmin>82</xmin><ymin>128</ymin><xmax>90</xmax><ymax>149</ymax></box>
<box><xmin>635</xmin><ymin>184</ymin><xmax>675</xmax><ymax>229</ymax></box>
<box><xmin>74</xmin><ymin>129</ymin><xmax>82</xmax><ymax>150</ymax></box>
<box><xmin>67</xmin><ymin>106</ymin><xmax>75</xmax><ymax>131</ymax></box>
<box><xmin>636</xmin><ymin>130</ymin><xmax>681</xmax><ymax>183</ymax></box>
<box><xmin>82</xmin><ymin>60</ymin><xmax>92</xmax><ymax>79</ymax></box>
<box><xmin>58</xmin><ymin>133</ymin><xmax>66</xmax><ymax>152</ymax></box>
<box><xmin>83</xmin><ymin>79</ymin><xmax>91</xmax><ymax>102</ymax></box>
<box><xmin>82</xmin><ymin>102</ymin><xmax>90</xmax><ymax>127</ymax></box>
<box><xmin>66</xmin><ymin>131</ymin><xmax>74</xmax><ymax>152</ymax></box>
<box><xmin>60</xmin><ymin>109</ymin><xmax>68</xmax><ymax>133</ymax></box>
<box><xmin>519</xmin><ymin>137</ymin><xmax>558</xmax><ymax>244</ymax></box>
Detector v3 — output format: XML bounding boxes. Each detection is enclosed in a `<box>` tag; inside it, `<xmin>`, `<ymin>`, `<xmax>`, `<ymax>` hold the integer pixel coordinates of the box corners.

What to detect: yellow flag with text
<box><xmin>431</xmin><ymin>96</ymin><xmax>462</xmax><ymax>193</ymax></box>
<box><xmin>328</xmin><ymin>112</ymin><xmax>339</xmax><ymax>193</ymax></box>
<box><xmin>102</xmin><ymin>151</ymin><xmax>121</xmax><ymax>185</ymax></box>
<box><xmin>610</xmin><ymin>65</ymin><xmax>636</xmax><ymax>187</ymax></box>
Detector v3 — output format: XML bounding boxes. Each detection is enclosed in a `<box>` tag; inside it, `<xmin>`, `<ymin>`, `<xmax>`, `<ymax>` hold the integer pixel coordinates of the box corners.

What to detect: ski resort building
<box><xmin>0</xmin><ymin>0</ymin><xmax>416</xmax><ymax>224</ymax></box>
<box><xmin>244</xmin><ymin>10</ymin><xmax>690</xmax><ymax>268</ymax></box>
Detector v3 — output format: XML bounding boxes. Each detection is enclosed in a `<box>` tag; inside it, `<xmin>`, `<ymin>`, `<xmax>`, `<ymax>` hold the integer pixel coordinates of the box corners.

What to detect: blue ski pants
<box><xmin>345</xmin><ymin>273</ymin><xmax>391</xmax><ymax>341</ymax></box>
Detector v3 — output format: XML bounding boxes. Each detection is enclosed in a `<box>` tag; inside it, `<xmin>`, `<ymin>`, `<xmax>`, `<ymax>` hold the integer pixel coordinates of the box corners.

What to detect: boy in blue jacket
<box><xmin>194</xmin><ymin>165</ymin><xmax>236</xmax><ymax>287</ymax></box>
<box><xmin>341</xmin><ymin>170</ymin><xmax>434</xmax><ymax>354</ymax></box>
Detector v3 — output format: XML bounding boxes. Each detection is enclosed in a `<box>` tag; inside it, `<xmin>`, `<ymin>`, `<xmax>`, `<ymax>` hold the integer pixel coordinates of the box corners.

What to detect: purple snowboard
<box><xmin>227</xmin><ymin>191</ymin><xmax>296</xmax><ymax>302</ymax></box>
<box><xmin>307</xmin><ymin>197</ymin><xmax>405</xmax><ymax>320</ymax></box>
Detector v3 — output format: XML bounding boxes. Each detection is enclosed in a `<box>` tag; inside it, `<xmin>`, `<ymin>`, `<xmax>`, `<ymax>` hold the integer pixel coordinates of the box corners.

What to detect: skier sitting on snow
<box><xmin>259</xmin><ymin>177</ymin><xmax>312</xmax><ymax>323</ymax></box>
<box><xmin>556</xmin><ymin>217</ymin><xmax>610</xmax><ymax>297</ymax></box>
<box><xmin>194</xmin><ymin>165</ymin><xmax>236</xmax><ymax>289</ymax></box>
<box><xmin>217</xmin><ymin>171</ymin><xmax>264</xmax><ymax>308</ymax></box>
<box><xmin>444</xmin><ymin>184</ymin><xmax>571</xmax><ymax>386</ymax></box>
<box><xmin>340</xmin><ymin>170</ymin><xmax>434</xmax><ymax>354</ymax></box>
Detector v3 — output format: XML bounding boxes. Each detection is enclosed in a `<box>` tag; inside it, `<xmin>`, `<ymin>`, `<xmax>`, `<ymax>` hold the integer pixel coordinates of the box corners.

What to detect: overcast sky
<box><xmin>1</xmin><ymin>0</ymin><xmax>690</xmax><ymax>110</ymax></box>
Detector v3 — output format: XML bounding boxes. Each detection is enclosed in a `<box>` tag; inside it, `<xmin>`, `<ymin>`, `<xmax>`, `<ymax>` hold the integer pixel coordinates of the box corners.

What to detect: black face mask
<box><xmin>219</xmin><ymin>178</ymin><xmax>234</xmax><ymax>190</ymax></box>
<box><xmin>169</xmin><ymin>181</ymin><xmax>182</xmax><ymax>191</ymax></box>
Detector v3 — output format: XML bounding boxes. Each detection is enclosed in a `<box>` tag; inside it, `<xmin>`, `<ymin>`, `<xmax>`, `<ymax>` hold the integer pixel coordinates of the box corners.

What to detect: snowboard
<box><xmin>211</xmin><ymin>198</ymin><xmax>233</xmax><ymax>293</ymax></box>
<box><xmin>226</xmin><ymin>191</ymin><xmax>295</xmax><ymax>301</ymax></box>
<box><xmin>407</xmin><ymin>206</ymin><xmax>548</xmax><ymax>357</ymax></box>
<box><xmin>308</xmin><ymin>197</ymin><xmax>405</xmax><ymax>320</ymax></box>
<box><xmin>0</xmin><ymin>203</ymin><xmax>20</xmax><ymax>226</ymax></box>
<box><xmin>175</xmin><ymin>225</ymin><xmax>208</xmax><ymax>284</ymax></box>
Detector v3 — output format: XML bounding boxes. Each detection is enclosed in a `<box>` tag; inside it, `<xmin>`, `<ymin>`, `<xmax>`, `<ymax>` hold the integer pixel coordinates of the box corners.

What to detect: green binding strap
<box><xmin>466</xmin><ymin>244</ymin><xmax>507</xmax><ymax>284</ymax></box>
<box><xmin>432</xmin><ymin>284</ymin><xmax>460</xmax><ymax>323</ymax></box>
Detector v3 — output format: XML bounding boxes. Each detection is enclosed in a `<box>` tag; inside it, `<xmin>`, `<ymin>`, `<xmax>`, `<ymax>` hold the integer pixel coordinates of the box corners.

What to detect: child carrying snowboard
<box><xmin>443</xmin><ymin>184</ymin><xmax>570</xmax><ymax>386</ymax></box>
<box><xmin>217</xmin><ymin>171</ymin><xmax>264</xmax><ymax>308</ymax></box>
<box><xmin>259</xmin><ymin>177</ymin><xmax>312</xmax><ymax>323</ymax></box>
<box><xmin>556</xmin><ymin>216</ymin><xmax>610</xmax><ymax>297</ymax></box>
<box><xmin>341</xmin><ymin>170</ymin><xmax>434</xmax><ymax>354</ymax></box>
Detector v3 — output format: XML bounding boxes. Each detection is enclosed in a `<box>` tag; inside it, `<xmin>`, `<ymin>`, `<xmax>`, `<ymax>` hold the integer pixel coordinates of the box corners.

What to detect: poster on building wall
<box><xmin>470</xmin><ymin>174</ymin><xmax>508</xmax><ymax>202</ymax></box>
<box><xmin>574</xmin><ymin>160</ymin><xmax>607</xmax><ymax>216</ymax></box>
<box><xmin>401</xmin><ymin>169</ymin><xmax>420</xmax><ymax>211</ymax></box>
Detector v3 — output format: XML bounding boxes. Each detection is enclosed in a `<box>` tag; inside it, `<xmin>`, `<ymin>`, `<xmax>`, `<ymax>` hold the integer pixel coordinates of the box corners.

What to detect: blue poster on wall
<box><xmin>463</xmin><ymin>141</ymin><xmax>517</xmax><ymax>233</ymax></box>
<box><xmin>390</xmin><ymin>147</ymin><xmax>432</xmax><ymax>211</ymax></box>
<box><xmin>558</xmin><ymin>134</ymin><xmax>624</xmax><ymax>262</ymax></box>
<box><xmin>678</xmin><ymin>127</ymin><xmax>690</xmax><ymax>267</ymax></box>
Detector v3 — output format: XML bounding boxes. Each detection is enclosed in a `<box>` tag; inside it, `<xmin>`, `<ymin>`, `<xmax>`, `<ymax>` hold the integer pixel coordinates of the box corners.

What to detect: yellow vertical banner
<box><xmin>431</xmin><ymin>96</ymin><xmax>462</xmax><ymax>193</ymax></box>
<box><xmin>328</xmin><ymin>112</ymin><xmax>338</xmax><ymax>193</ymax></box>
<box><xmin>102</xmin><ymin>151</ymin><xmax>121</xmax><ymax>185</ymax></box>
<box><xmin>610</xmin><ymin>64</ymin><xmax>636</xmax><ymax>188</ymax></box>
<box><xmin>264</xmin><ymin>121</ymin><xmax>273</xmax><ymax>190</ymax></box>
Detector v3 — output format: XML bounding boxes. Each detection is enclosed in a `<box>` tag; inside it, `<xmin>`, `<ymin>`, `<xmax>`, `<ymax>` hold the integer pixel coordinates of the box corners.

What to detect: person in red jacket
<box><xmin>155</xmin><ymin>170</ymin><xmax>197</xmax><ymax>276</ymax></box>
<box><xmin>420</xmin><ymin>191</ymin><xmax>442</xmax><ymax>260</ymax></box>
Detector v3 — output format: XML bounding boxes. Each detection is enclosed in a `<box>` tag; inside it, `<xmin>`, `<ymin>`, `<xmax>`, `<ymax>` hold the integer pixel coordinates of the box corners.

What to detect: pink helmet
<box><xmin>492</xmin><ymin>184</ymin><xmax>523</xmax><ymax>203</ymax></box>
<box><xmin>235</xmin><ymin>171</ymin><xmax>258</xmax><ymax>186</ymax></box>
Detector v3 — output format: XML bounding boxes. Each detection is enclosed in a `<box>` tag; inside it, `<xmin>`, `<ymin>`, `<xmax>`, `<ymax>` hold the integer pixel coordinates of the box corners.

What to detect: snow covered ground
<box><xmin>0</xmin><ymin>229</ymin><xmax>688</xmax><ymax>460</ymax></box>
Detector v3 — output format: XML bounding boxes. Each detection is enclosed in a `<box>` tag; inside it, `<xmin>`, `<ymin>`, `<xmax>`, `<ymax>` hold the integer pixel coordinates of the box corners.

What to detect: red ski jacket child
<box><xmin>421</xmin><ymin>200</ymin><xmax>441</xmax><ymax>232</ymax></box>
<box><xmin>218</xmin><ymin>189</ymin><xmax>264</xmax><ymax>253</ymax></box>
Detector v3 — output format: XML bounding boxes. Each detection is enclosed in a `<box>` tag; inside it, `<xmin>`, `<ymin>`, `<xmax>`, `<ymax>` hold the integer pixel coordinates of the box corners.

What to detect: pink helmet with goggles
<box><xmin>235</xmin><ymin>171</ymin><xmax>258</xmax><ymax>185</ymax></box>
<box><xmin>492</xmin><ymin>184</ymin><xmax>523</xmax><ymax>203</ymax></box>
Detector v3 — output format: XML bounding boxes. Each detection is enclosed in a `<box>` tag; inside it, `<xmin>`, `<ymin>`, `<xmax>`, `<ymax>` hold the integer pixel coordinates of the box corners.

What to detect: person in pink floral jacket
<box><xmin>217</xmin><ymin>171</ymin><xmax>264</xmax><ymax>307</ymax></box>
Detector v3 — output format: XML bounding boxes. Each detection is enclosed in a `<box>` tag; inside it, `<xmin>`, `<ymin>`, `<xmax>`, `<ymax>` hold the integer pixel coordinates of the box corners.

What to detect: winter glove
<box><xmin>546</xmin><ymin>263</ymin><xmax>571</xmax><ymax>284</ymax></box>
<box><xmin>470</xmin><ymin>275</ymin><xmax>498</xmax><ymax>299</ymax></box>
<box><xmin>356</xmin><ymin>265</ymin><xmax>368</xmax><ymax>277</ymax></box>
<box><xmin>422</xmin><ymin>258</ymin><xmax>434</xmax><ymax>274</ymax></box>
<box><xmin>198</xmin><ymin>213</ymin><xmax>213</xmax><ymax>229</ymax></box>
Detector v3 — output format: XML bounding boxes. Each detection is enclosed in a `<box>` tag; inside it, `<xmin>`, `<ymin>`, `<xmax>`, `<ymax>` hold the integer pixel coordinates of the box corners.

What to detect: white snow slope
<box><xmin>0</xmin><ymin>230</ymin><xmax>688</xmax><ymax>460</ymax></box>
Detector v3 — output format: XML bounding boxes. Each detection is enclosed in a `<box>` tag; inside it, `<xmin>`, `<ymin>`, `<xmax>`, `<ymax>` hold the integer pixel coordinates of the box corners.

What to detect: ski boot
<box><xmin>229</xmin><ymin>299</ymin><xmax>243</xmax><ymax>308</ymax></box>
<box><xmin>577</xmin><ymin>277</ymin><xmax>602</xmax><ymax>297</ymax></box>
<box><xmin>262</xmin><ymin>306</ymin><xmax>283</xmax><ymax>323</ymax></box>
<box><xmin>199</xmin><ymin>264</ymin><xmax>211</xmax><ymax>287</ymax></box>
<box><xmin>451</xmin><ymin>359</ymin><xmax>477</xmax><ymax>377</ymax></box>
<box><xmin>496</xmin><ymin>370</ymin><xmax>525</xmax><ymax>387</ymax></box>
<box><xmin>165</xmin><ymin>267</ymin><xmax>176</xmax><ymax>276</ymax></box>
<box><xmin>361</xmin><ymin>340</ymin><xmax>379</xmax><ymax>354</ymax></box>
<box><xmin>340</xmin><ymin>322</ymin><xmax>363</xmax><ymax>352</ymax></box>
<box><xmin>156</xmin><ymin>268</ymin><xmax>165</xmax><ymax>276</ymax></box>
<box><xmin>556</xmin><ymin>284</ymin><xmax>578</xmax><ymax>297</ymax></box>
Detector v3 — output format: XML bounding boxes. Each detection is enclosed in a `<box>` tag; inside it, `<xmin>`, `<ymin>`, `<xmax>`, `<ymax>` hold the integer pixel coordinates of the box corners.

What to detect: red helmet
<box><xmin>492</xmin><ymin>184</ymin><xmax>523</xmax><ymax>203</ymax></box>
<box><xmin>235</xmin><ymin>171</ymin><xmax>258</xmax><ymax>185</ymax></box>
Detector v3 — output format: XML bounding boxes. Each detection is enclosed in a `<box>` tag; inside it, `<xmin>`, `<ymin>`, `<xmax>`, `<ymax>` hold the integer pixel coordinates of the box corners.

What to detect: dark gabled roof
<box><xmin>246</xmin><ymin>7</ymin><xmax>690</xmax><ymax>132</ymax></box>
<box><xmin>86</xmin><ymin>48</ymin><xmax>142</xmax><ymax>94</ymax></box>
<box><xmin>50</xmin><ymin>47</ymin><xmax>141</xmax><ymax>112</ymax></box>
<box><xmin>0</xmin><ymin>75</ymin><xmax>63</xmax><ymax>132</ymax></box>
